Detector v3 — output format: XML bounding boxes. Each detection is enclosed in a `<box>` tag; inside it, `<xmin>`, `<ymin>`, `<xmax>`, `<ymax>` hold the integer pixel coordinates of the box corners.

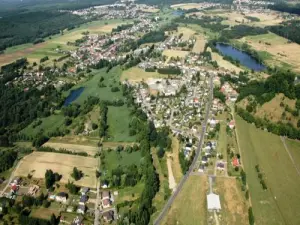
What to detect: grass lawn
<box><xmin>101</xmin><ymin>150</ymin><xmax>142</xmax><ymax>175</ymax></box>
<box><xmin>21</xmin><ymin>114</ymin><xmax>65</xmax><ymax>137</ymax></box>
<box><xmin>114</xmin><ymin>182</ymin><xmax>144</xmax><ymax>205</ymax></box>
<box><xmin>235</xmin><ymin>115</ymin><xmax>300</xmax><ymax>225</ymax></box>
<box><xmin>285</xmin><ymin>139</ymin><xmax>300</xmax><ymax>167</ymax></box>
<box><xmin>161</xmin><ymin>175</ymin><xmax>208</xmax><ymax>225</ymax></box>
<box><xmin>107</xmin><ymin>105</ymin><xmax>135</xmax><ymax>142</ymax></box>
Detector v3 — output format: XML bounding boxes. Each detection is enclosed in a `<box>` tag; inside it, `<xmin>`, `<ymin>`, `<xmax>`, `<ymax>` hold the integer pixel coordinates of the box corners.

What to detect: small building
<box><xmin>101</xmin><ymin>191</ymin><xmax>110</xmax><ymax>200</ymax></box>
<box><xmin>201</xmin><ymin>156</ymin><xmax>208</xmax><ymax>164</ymax></box>
<box><xmin>228</xmin><ymin>120</ymin><xmax>235</xmax><ymax>129</ymax></box>
<box><xmin>216</xmin><ymin>162</ymin><xmax>225</xmax><ymax>171</ymax></box>
<box><xmin>207</xmin><ymin>193</ymin><xmax>221</xmax><ymax>212</ymax></box>
<box><xmin>102</xmin><ymin>198</ymin><xmax>111</xmax><ymax>209</ymax></box>
<box><xmin>232</xmin><ymin>157</ymin><xmax>240</xmax><ymax>167</ymax></box>
<box><xmin>77</xmin><ymin>205</ymin><xmax>86</xmax><ymax>214</ymax></box>
<box><xmin>103</xmin><ymin>210</ymin><xmax>114</xmax><ymax>222</ymax></box>
<box><xmin>56</xmin><ymin>192</ymin><xmax>68</xmax><ymax>203</ymax></box>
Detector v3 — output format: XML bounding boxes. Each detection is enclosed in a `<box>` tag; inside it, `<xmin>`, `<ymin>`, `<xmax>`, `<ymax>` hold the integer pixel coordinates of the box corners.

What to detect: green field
<box><xmin>235</xmin><ymin>115</ymin><xmax>300</xmax><ymax>225</ymax></box>
<box><xmin>21</xmin><ymin>114</ymin><xmax>65</xmax><ymax>137</ymax></box>
<box><xmin>107</xmin><ymin>106</ymin><xmax>135</xmax><ymax>142</ymax></box>
<box><xmin>101</xmin><ymin>150</ymin><xmax>142</xmax><ymax>174</ymax></box>
<box><xmin>67</xmin><ymin>67</ymin><xmax>124</xmax><ymax>104</ymax></box>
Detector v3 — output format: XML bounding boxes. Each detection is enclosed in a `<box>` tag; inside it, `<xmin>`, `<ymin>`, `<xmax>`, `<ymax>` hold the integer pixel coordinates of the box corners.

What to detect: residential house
<box><xmin>102</xmin><ymin>198</ymin><xmax>111</xmax><ymax>209</ymax></box>
<box><xmin>103</xmin><ymin>210</ymin><xmax>114</xmax><ymax>222</ymax></box>
<box><xmin>216</xmin><ymin>162</ymin><xmax>225</xmax><ymax>171</ymax></box>
<box><xmin>56</xmin><ymin>192</ymin><xmax>68</xmax><ymax>203</ymax></box>
<box><xmin>102</xmin><ymin>191</ymin><xmax>110</xmax><ymax>200</ymax></box>
<box><xmin>232</xmin><ymin>157</ymin><xmax>240</xmax><ymax>167</ymax></box>
<box><xmin>228</xmin><ymin>120</ymin><xmax>235</xmax><ymax>129</ymax></box>
<box><xmin>201</xmin><ymin>156</ymin><xmax>208</xmax><ymax>164</ymax></box>
<box><xmin>77</xmin><ymin>205</ymin><xmax>86</xmax><ymax>214</ymax></box>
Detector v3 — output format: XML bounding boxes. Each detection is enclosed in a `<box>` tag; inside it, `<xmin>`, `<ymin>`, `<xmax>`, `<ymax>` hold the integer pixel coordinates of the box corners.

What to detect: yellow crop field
<box><xmin>15</xmin><ymin>152</ymin><xmax>98</xmax><ymax>188</ymax></box>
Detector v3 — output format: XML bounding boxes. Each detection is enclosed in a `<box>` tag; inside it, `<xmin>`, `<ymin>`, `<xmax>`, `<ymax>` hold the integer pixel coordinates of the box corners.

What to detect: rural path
<box><xmin>0</xmin><ymin>155</ymin><xmax>28</xmax><ymax>197</ymax></box>
<box><xmin>94</xmin><ymin>146</ymin><xmax>102</xmax><ymax>225</ymax></box>
<box><xmin>231</xmin><ymin>107</ymin><xmax>252</xmax><ymax>207</ymax></box>
<box><xmin>280</xmin><ymin>136</ymin><xmax>300</xmax><ymax>177</ymax></box>
<box><xmin>166</xmin><ymin>157</ymin><xmax>176</xmax><ymax>192</ymax></box>
<box><xmin>153</xmin><ymin>74</ymin><xmax>214</xmax><ymax>225</ymax></box>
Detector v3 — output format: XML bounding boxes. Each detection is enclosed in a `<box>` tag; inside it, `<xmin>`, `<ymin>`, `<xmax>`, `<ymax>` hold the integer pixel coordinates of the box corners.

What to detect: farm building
<box><xmin>207</xmin><ymin>193</ymin><xmax>221</xmax><ymax>212</ymax></box>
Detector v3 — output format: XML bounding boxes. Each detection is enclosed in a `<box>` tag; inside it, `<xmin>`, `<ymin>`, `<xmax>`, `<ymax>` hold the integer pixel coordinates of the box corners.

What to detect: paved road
<box><xmin>153</xmin><ymin>75</ymin><xmax>214</xmax><ymax>225</ymax></box>
<box><xmin>0</xmin><ymin>155</ymin><xmax>29</xmax><ymax>197</ymax></box>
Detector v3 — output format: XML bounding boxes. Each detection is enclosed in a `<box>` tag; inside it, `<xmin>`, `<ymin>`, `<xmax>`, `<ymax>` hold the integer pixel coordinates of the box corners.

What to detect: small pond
<box><xmin>215</xmin><ymin>43</ymin><xmax>266</xmax><ymax>71</ymax></box>
<box><xmin>63</xmin><ymin>87</ymin><xmax>85</xmax><ymax>106</ymax></box>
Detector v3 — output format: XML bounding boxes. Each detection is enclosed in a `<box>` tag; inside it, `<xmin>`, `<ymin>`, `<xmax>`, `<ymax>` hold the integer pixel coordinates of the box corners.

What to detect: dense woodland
<box><xmin>0</xmin><ymin>11</ymin><xmax>85</xmax><ymax>51</ymax></box>
<box><xmin>269</xmin><ymin>2</ymin><xmax>300</xmax><ymax>15</ymax></box>
<box><xmin>268</xmin><ymin>20</ymin><xmax>300</xmax><ymax>45</ymax></box>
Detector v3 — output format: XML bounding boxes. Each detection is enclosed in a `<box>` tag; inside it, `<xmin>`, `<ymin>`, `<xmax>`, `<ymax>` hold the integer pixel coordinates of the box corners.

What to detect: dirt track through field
<box><xmin>167</xmin><ymin>158</ymin><xmax>176</xmax><ymax>191</ymax></box>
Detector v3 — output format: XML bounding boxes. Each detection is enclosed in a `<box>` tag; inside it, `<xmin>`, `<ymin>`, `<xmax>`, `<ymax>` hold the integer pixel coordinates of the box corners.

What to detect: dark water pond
<box><xmin>64</xmin><ymin>87</ymin><xmax>84</xmax><ymax>106</ymax></box>
<box><xmin>216</xmin><ymin>43</ymin><xmax>266</xmax><ymax>71</ymax></box>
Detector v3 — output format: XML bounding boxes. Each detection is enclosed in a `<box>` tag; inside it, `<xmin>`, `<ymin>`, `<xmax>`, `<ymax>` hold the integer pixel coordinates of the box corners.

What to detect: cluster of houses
<box><xmin>101</xmin><ymin>191</ymin><xmax>115</xmax><ymax>222</ymax></box>
<box><xmin>220</xmin><ymin>82</ymin><xmax>238</xmax><ymax>102</ymax></box>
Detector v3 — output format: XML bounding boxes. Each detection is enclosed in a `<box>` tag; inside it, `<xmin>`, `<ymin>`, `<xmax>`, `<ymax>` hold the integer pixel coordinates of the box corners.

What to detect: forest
<box><xmin>0</xmin><ymin>11</ymin><xmax>85</xmax><ymax>51</ymax></box>
<box><xmin>268</xmin><ymin>20</ymin><xmax>300</xmax><ymax>45</ymax></box>
<box><xmin>269</xmin><ymin>2</ymin><xmax>300</xmax><ymax>15</ymax></box>
<box><xmin>221</xmin><ymin>25</ymin><xmax>268</xmax><ymax>40</ymax></box>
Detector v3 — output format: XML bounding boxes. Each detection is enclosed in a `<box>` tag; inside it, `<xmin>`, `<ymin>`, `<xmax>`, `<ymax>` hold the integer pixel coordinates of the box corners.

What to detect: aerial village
<box><xmin>0</xmin><ymin>1</ymin><xmax>259</xmax><ymax>224</ymax></box>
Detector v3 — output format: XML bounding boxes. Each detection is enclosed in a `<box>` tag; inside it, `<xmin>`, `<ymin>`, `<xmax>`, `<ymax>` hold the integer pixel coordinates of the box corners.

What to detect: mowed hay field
<box><xmin>238</xmin><ymin>93</ymin><xmax>298</xmax><ymax>128</ymax></box>
<box><xmin>15</xmin><ymin>152</ymin><xmax>98</xmax><ymax>188</ymax></box>
<box><xmin>161</xmin><ymin>175</ymin><xmax>208</xmax><ymax>225</ymax></box>
<box><xmin>240</xmin><ymin>32</ymin><xmax>300</xmax><ymax>71</ymax></box>
<box><xmin>192</xmin><ymin>35</ymin><xmax>206</xmax><ymax>53</ymax></box>
<box><xmin>215</xmin><ymin>177</ymin><xmax>248</xmax><ymax>225</ymax></box>
<box><xmin>163</xmin><ymin>49</ymin><xmax>189</xmax><ymax>64</ymax></box>
<box><xmin>177</xmin><ymin>27</ymin><xmax>195</xmax><ymax>41</ymax></box>
<box><xmin>121</xmin><ymin>67</ymin><xmax>165</xmax><ymax>82</ymax></box>
<box><xmin>235</xmin><ymin>115</ymin><xmax>300</xmax><ymax>225</ymax></box>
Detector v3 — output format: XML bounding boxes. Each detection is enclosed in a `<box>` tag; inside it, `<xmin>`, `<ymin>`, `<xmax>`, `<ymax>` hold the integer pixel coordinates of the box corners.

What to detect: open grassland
<box><xmin>48</xmin><ymin>135</ymin><xmax>100</xmax><ymax>147</ymax></box>
<box><xmin>121</xmin><ymin>67</ymin><xmax>165</xmax><ymax>82</ymax></box>
<box><xmin>215</xmin><ymin>177</ymin><xmax>248</xmax><ymax>225</ymax></box>
<box><xmin>240</xmin><ymin>32</ymin><xmax>300</xmax><ymax>72</ymax></box>
<box><xmin>177</xmin><ymin>27</ymin><xmax>195</xmax><ymax>41</ymax></box>
<box><xmin>15</xmin><ymin>152</ymin><xmax>98</xmax><ymax>188</ymax></box>
<box><xmin>171</xmin><ymin>3</ymin><xmax>203</xmax><ymax>10</ymax></box>
<box><xmin>168</xmin><ymin>137</ymin><xmax>183</xmax><ymax>184</ymax></box>
<box><xmin>101</xmin><ymin>150</ymin><xmax>141</xmax><ymax>174</ymax></box>
<box><xmin>43</xmin><ymin>142</ymin><xmax>99</xmax><ymax>156</ymax></box>
<box><xmin>161</xmin><ymin>175</ymin><xmax>208</xmax><ymax>225</ymax></box>
<box><xmin>285</xmin><ymin>139</ymin><xmax>300</xmax><ymax>168</ymax></box>
<box><xmin>107</xmin><ymin>105</ymin><xmax>136</xmax><ymax>142</ymax></box>
<box><xmin>163</xmin><ymin>49</ymin><xmax>189</xmax><ymax>64</ymax></box>
<box><xmin>114</xmin><ymin>182</ymin><xmax>144</xmax><ymax>204</ymax></box>
<box><xmin>207</xmin><ymin>47</ymin><xmax>243</xmax><ymax>73</ymax></box>
<box><xmin>236</xmin><ymin>115</ymin><xmax>300</xmax><ymax>225</ymax></box>
<box><xmin>0</xmin><ymin>19</ymin><xmax>127</xmax><ymax>66</ymax></box>
<box><xmin>192</xmin><ymin>35</ymin><xmax>206</xmax><ymax>53</ymax></box>
<box><xmin>238</xmin><ymin>93</ymin><xmax>298</xmax><ymax>128</ymax></box>
<box><xmin>21</xmin><ymin>114</ymin><xmax>65</xmax><ymax>137</ymax></box>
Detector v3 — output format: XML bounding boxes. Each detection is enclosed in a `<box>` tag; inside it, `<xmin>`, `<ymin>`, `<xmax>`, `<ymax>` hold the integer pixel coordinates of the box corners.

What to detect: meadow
<box><xmin>240</xmin><ymin>32</ymin><xmax>300</xmax><ymax>72</ymax></box>
<box><xmin>235</xmin><ymin>115</ymin><xmax>300</xmax><ymax>225</ymax></box>
<box><xmin>161</xmin><ymin>175</ymin><xmax>208</xmax><ymax>225</ymax></box>
<box><xmin>121</xmin><ymin>67</ymin><xmax>165</xmax><ymax>82</ymax></box>
<box><xmin>14</xmin><ymin>152</ymin><xmax>98</xmax><ymax>188</ymax></box>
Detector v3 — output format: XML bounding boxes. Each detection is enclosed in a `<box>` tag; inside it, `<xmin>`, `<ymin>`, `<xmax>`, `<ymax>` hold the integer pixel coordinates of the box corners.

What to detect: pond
<box><xmin>215</xmin><ymin>43</ymin><xmax>266</xmax><ymax>71</ymax></box>
<box><xmin>173</xmin><ymin>10</ymin><xmax>184</xmax><ymax>16</ymax></box>
<box><xmin>64</xmin><ymin>87</ymin><xmax>85</xmax><ymax>106</ymax></box>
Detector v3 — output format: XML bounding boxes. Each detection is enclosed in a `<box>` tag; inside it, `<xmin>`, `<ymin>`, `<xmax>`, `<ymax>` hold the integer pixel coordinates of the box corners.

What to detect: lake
<box><xmin>64</xmin><ymin>87</ymin><xmax>85</xmax><ymax>106</ymax></box>
<box><xmin>215</xmin><ymin>43</ymin><xmax>266</xmax><ymax>71</ymax></box>
<box><xmin>173</xmin><ymin>10</ymin><xmax>184</xmax><ymax>16</ymax></box>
